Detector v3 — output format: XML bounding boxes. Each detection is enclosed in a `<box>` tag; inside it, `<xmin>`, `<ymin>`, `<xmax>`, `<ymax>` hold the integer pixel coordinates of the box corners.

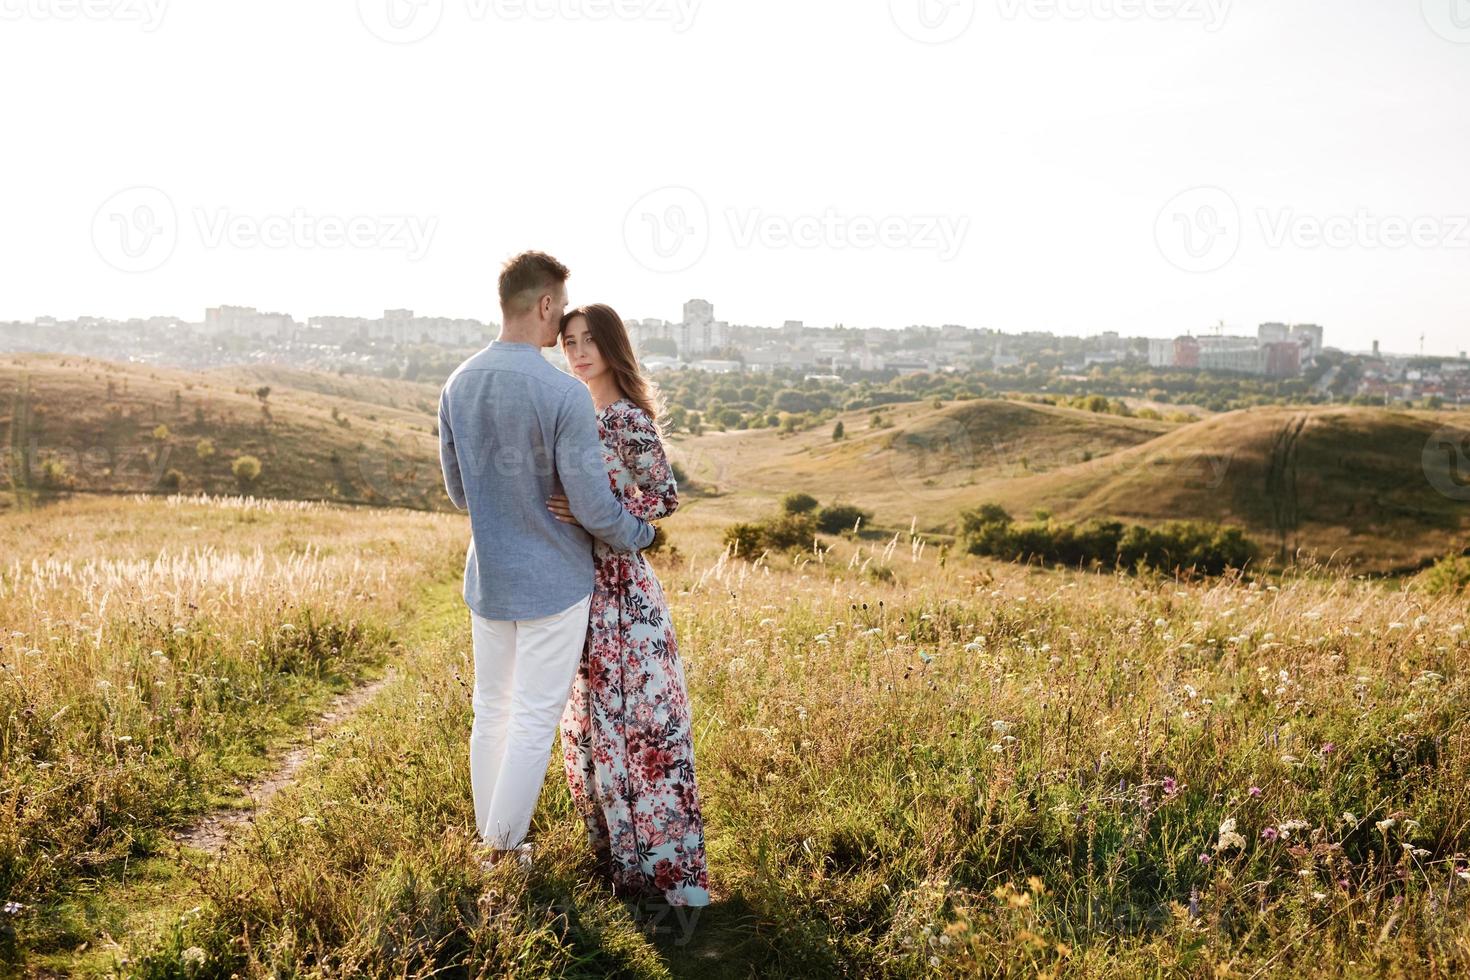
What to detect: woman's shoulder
<box><xmin>604</xmin><ymin>398</ymin><xmax>657</xmax><ymax>431</ymax></box>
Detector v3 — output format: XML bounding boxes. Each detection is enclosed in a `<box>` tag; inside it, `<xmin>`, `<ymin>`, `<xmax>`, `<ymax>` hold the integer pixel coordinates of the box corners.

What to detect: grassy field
<box><xmin>4</xmin><ymin>358</ymin><xmax>1470</xmax><ymax>976</ymax></box>
<box><xmin>0</xmin><ymin>493</ymin><xmax>465</xmax><ymax>974</ymax></box>
<box><xmin>4</xmin><ymin>492</ymin><xmax>1469</xmax><ymax>977</ymax></box>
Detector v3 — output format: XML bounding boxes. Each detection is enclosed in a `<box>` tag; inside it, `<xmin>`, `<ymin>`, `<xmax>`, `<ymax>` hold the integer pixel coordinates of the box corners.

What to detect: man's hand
<box><xmin>546</xmin><ymin>494</ymin><xmax>583</xmax><ymax>529</ymax></box>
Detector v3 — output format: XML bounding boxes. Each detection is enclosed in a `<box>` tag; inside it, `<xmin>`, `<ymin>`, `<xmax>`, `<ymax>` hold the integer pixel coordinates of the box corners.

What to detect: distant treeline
<box><xmin>958</xmin><ymin>504</ymin><xmax>1257</xmax><ymax>576</ymax></box>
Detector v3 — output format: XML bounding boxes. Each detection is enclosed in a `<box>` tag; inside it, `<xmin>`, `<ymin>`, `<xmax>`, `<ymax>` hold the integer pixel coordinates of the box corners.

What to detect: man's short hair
<box><xmin>498</xmin><ymin>251</ymin><xmax>570</xmax><ymax>316</ymax></box>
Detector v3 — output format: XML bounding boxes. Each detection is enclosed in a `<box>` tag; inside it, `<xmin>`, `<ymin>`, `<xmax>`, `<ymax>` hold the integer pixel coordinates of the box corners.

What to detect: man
<box><xmin>438</xmin><ymin>250</ymin><xmax>654</xmax><ymax>867</ymax></box>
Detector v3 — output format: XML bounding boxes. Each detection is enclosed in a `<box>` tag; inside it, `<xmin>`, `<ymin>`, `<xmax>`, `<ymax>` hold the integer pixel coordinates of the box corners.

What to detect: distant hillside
<box><xmin>0</xmin><ymin>354</ymin><xmax>450</xmax><ymax>511</ymax></box>
<box><xmin>978</xmin><ymin>405</ymin><xmax>1470</xmax><ymax>572</ymax></box>
<box><xmin>669</xmin><ymin>396</ymin><xmax>1181</xmax><ymax>524</ymax></box>
<box><xmin>212</xmin><ymin>365</ymin><xmax>444</xmax><ymax>415</ymax></box>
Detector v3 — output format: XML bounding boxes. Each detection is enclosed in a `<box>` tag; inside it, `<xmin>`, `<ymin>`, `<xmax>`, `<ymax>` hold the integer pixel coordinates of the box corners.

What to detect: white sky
<box><xmin>3</xmin><ymin>0</ymin><xmax>1469</xmax><ymax>356</ymax></box>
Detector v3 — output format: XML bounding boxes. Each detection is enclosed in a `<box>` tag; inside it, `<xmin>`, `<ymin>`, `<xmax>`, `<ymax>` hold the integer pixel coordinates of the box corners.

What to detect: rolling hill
<box><xmin>0</xmin><ymin>354</ymin><xmax>450</xmax><ymax>511</ymax></box>
<box><xmin>667</xmin><ymin>396</ymin><xmax>1185</xmax><ymax>525</ymax></box>
<box><xmin>667</xmin><ymin>399</ymin><xmax>1470</xmax><ymax>573</ymax></box>
<box><xmin>980</xmin><ymin>405</ymin><xmax>1470</xmax><ymax>572</ymax></box>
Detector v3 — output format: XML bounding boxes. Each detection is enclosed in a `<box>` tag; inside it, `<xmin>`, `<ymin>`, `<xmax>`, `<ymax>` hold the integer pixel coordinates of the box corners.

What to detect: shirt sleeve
<box><xmin>554</xmin><ymin>385</ymin><xmax>655</xmax><ymax>552</ymax></box>
<box><xmin>619</xmin><ymin>407</ymin><xmax>679</xmax><ymax>522</ymax></box>
<box><xmin>438</xmin><ymin>385</ymin><xmax>467</xmax><ymax>511</ymax></box>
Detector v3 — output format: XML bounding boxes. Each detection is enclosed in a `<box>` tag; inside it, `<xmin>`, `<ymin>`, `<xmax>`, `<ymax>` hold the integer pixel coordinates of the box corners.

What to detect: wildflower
<box><xmin>1312</xmin><ymin>891</ymin><xmax>1326</xmax><ymax>901</ymax></box>
<box><xmin>1376</xmin><ymin>818</ymin><xmax>1397</xmax><ymax>834</ymax></box>
<box><xmin>181</xmin><ymin>947</ymin><xmax>207</xmax><ymax>969</ymax></box>
<box><xmin>1162</xmin><ymin>777</ymin><xmax>1179</xmax><ymax>798</ymax></box>
<box><xmin>988</xmin><ymin>744</ymin><xmax>1004</xmax><ymax>754</ymax></box>
<box><xmin>991</xmin><ymin>720</ymin><xmax>1013</xmax><ymax>735</ymax></box>
<box><xmin>1248</xmin><ymin>786</ymin><xmax>1263</xmax><ymax>798</ymax></box>
<box><xmin>1320</xmin><ymin>743</ymin><xmax>1336</xmax><ymax>757</ymax></box>
<box><xmin>2</xmin><ymin>901</ymin><xmax>23</xmax><ymax>915</ymax></box>
<box><xmin>758</xmin><ymin>618</ymin><xmax>777</xmax><ymax>628</ymax></box>
<box><xmin>1198</xmin><ymin>853</ymin><xmax>1211</xmax><ymax>865</ymax></box>
<box><xmin>1261</xmin><ymin>827</ymin><xmax>1279</xmax><ymax>842</ymax></box>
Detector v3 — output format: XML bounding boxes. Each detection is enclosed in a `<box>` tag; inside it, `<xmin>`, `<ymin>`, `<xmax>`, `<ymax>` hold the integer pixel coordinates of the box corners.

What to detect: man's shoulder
<box><xmin>445</xmin><ymin>347</ymin><xmax>577</xmax><ymax>397</ymax></box>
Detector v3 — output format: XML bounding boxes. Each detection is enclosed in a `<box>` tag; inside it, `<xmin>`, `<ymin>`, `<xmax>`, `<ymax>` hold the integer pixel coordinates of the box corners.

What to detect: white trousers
<box><xmin>469</xmin><ymin>593</ymin><xmax>592</xmax><ymax>850</ymax></box>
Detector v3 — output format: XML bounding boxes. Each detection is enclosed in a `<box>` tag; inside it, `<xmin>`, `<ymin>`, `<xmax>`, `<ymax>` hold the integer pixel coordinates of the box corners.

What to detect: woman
<box><xmin>546</xmin><ymin>303</ymin><xmax>711</xmax><ymax>907</ymax></box>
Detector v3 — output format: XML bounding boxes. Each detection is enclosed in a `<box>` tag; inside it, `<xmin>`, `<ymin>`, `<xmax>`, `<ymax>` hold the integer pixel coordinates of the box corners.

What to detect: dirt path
<box><xmin>170</xmin><ymin>666</ymin><xmax>398</xmax><ymax>856</ymax></box>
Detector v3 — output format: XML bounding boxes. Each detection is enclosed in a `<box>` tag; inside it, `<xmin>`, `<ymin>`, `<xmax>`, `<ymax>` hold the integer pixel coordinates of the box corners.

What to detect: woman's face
<box><xmin>561</xmin><ymin>315</ymin><xmax>608</xmax><ymax>383</ymax></box>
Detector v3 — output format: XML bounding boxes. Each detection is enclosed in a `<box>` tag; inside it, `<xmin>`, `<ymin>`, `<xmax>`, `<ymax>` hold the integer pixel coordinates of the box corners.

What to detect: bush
<box><xmin>762</xmin><ymin>513</ymin><xmax>818</xmax><ymax>550</ymax></box>
<box><xmin>1418</xmin><ymin>552</ymin><xmax>1470</xmax><ymax>596</ymax></box>
<box><xmin>196</xmin><ymin>439</ymin><xmax>216</xmax><ymax>461</ymax></box>
<box><xmin>232</xmin><ymin>455</ymin><xmax>262</xmax><ymax>489</ymax></box>
<box><xmin>723</xmin><ymin>522</ymin><xmax>765</xmax><ymax>558</ymax></box>
<box><xmin>40</xmin><ymin>458</ymin><xmax>76</xmax><ymax>490</ymax></box>
<box><xmin>782</xmin><ymin>492</ymin><xmax>819</xmax><ymax>514</ymax></box>
<box><xmin>959</xmin><ymin>502</ymin><xmax>1256</xmax><ymax>576</ymax></box>
<box><xmin>816</xmin><ymin>504</ymin><xmax>872</xmax><ymax>535</ymax></box>
<box><xmin>160</xmin><ymin>469</ymin><xmax>185</xmax><ymax>492</ymax></box>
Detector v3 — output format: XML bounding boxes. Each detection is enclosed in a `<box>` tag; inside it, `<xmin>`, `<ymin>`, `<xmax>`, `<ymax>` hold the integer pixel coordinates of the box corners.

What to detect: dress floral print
<box><xmin>559</xmin><ymin>398</ymin><xmax>711</xmax><ymax>907</ymax></box>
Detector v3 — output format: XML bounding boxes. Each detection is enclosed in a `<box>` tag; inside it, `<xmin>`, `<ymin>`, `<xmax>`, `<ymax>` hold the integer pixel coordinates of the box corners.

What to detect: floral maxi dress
<box><xmin>558</xmin><ymin>398</ymin><xmax>711</xmax><ymax>907</ymax></box>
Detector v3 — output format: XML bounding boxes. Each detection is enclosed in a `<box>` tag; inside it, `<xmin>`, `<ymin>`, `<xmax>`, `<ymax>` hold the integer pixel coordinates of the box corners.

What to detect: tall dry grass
<box><xmin>0</xmin><ymin>493</ymin><xmax>464</xmax><ymax>924</ymax></box>
<box><xmin>123</xmin><ymin>519</ymin><xmax>1470</xmax><ymax>977</ymax></box>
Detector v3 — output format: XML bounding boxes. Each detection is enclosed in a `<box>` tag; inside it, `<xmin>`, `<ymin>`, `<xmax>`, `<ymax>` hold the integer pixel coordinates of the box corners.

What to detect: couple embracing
<box><xmin>437</xmin><ymin>250</ymin><xmax>710</xmax><ymax>907</ymax></box>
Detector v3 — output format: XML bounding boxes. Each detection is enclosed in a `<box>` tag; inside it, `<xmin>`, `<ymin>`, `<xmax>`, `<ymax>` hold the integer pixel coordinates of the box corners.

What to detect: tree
<box><xmin>782</xmin><ymin>492</ymin><xmax>819</xmax><ymax>514</ymax></box>
<box><xmin>232</xmin><ymin>455</ymin><xmax>262</xmax><ymax>490</ymax></box>
<box><xmin>832</xmin><ymin>420</ymin><xmax>845</xmax><ymax>441</ymax></box>
<box><xmin>196</xmin><ymin>439</ymin><xmax>215</xmax><ymax>461</ymax></box>
<box><xmin>816</xmin><ymin>503</ymin><xmax>871</xmax><ymax>535</ymax></box>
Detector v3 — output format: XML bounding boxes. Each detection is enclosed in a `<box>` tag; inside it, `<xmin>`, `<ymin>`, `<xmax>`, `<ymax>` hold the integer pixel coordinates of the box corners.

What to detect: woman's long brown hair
<box><xmin>559</xmin><ymin>303</ymin><xmax>666</xmax><ymax>423</ymax></box>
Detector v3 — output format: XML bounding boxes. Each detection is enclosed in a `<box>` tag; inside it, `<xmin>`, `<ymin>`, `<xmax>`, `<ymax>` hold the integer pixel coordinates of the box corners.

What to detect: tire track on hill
<box><xmin>1265</xmin><ymin>413</ymin><xmax>1308</xmax><ymax>560</ymax></box>
<box><xmin>170</xmin><ymin>666</ymin><xmax>398</xmax><ymax>856</ymax></box>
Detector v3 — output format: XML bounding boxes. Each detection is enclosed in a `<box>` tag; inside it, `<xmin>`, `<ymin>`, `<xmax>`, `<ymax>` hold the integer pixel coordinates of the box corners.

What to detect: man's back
<box><xmin>438</xmin><ymin>340</ymin><xmax>653</xmax><ymax>621</ymax></box>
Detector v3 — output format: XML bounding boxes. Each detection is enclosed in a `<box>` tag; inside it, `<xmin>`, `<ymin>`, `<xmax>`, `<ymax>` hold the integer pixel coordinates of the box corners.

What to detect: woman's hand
<box><xmin>546</xmin><ymin>494</ymin><xmax>583</xmax><ymax>529</ymax></box>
